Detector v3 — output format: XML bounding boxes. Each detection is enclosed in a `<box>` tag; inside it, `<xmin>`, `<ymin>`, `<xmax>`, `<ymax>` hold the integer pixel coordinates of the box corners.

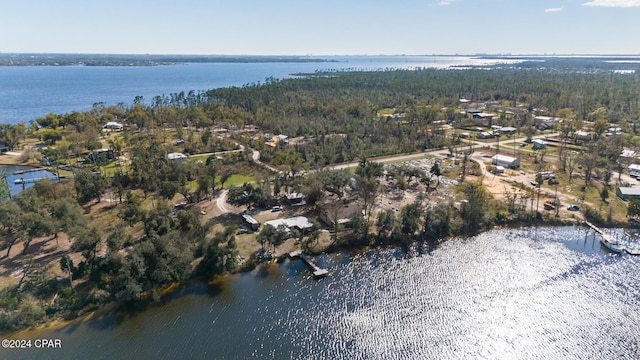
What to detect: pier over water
<box><xmin>289</xmin><ymin>250</ymin><xmax>329</xmax><ymax>278</ymax></box>
<box><xmin>584</xmin><ymin>221</ymin><xmax>640</xmax><ymax>255</ymax></box>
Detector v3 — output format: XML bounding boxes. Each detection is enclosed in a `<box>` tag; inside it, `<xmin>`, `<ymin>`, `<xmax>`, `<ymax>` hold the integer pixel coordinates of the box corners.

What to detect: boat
<box><xmin>600</xmin><ymin>239</ymin><xmax>624</xmax><ymax>254</ymax></box>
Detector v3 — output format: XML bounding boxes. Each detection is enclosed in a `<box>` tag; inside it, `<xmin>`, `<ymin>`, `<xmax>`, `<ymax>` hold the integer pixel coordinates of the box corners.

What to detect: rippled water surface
<box><xmin>5</xmin><ymin>227</ymin><xmax>640</xmax><ymax>359</ymax></box>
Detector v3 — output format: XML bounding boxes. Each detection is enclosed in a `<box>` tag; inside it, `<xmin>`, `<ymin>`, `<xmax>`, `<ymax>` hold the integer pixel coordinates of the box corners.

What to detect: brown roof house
<box><xmin>319</xmin><ymin>203</ymin><xmax>363</xmax><ymax>228</ymax></box>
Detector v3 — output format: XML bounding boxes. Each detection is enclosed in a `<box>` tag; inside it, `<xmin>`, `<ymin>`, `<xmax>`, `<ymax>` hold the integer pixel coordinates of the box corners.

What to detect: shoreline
<box><xmin>2</xmin><ymin>217</ymin><xmax>629</xmax><ymax>335</ymax></box>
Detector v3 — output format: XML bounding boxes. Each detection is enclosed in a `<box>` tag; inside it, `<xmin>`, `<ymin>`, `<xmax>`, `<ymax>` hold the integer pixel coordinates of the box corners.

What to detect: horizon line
<box><xmin>2</xmin><ymin>52</ymin><xmax>640</xmax><ymax>58</ymax></box>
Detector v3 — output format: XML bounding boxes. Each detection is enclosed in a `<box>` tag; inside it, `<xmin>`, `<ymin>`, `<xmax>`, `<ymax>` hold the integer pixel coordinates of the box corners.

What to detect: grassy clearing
<box><xmin>220</xmin><ymin>174</ymin><xmax>254</xmax><ymax>187</ymax></box>
<box><xmin>377</xmin><ymin>108</ymin><xmax>395</xmax><ymax>116</ymax></box>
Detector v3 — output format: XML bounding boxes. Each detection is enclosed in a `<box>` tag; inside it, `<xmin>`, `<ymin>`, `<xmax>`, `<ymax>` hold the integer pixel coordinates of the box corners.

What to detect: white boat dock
<box><xmin>584</xmin><ymin>221</ymin><xmax>640</xmax><ymax>255</ymax></box>
<box><xmin>289</xmin><ymin>250</ymin><xmax>329</xmax><ymax>278</ymax></box>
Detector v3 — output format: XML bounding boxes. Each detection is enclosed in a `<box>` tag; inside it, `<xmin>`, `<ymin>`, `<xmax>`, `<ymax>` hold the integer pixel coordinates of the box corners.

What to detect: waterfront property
<box><xmin>264</xmin><ymin>216</ymin><xmax>313</xmax><ymax>232</ymax></box>
<box><xmin>289</xmin><ymin>250</ymin><xmax>329</xmax><ymax>278</ymax></box>
<box><xmin>8</xmin><ymin>227</ymin><xmax>640</xmax><ymax>360</ymax></box>
<box><xmin>319</xmin><ymin>203</ymin><xmax>363</xmax><ymax>227</ymax></box>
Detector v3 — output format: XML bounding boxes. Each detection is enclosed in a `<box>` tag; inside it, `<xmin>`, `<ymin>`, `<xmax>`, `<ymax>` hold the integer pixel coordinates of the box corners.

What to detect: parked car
<box><xmin>271</xmin><ymin>205</ymin><xmax>283</xmax><ymax>212</ymax></box>
<box><xmin>567</xmin><ymin>204</ymin><xmax>580</xmax><ymax>211</ymax></box>
<box><xmin>530</xmin><ymin>180</ymin><xmax>539</xmax><ymax>186</ymax></box>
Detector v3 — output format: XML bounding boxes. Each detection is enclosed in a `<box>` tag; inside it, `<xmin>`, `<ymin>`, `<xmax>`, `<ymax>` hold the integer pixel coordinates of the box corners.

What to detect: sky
<box><xmin>1</xmin><ymin>0</ymin><xmax>639</xmax><ymax>55</ymax></box>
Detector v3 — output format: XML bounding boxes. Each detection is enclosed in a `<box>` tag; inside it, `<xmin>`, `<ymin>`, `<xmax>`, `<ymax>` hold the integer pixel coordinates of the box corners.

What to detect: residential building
<box><xmin>242</xmin><ymin>214</ymin><xmax>260</xmax><ymax>231</ymax></box>
<box><xmin>492</xmin><ymin>154</ymin><xmax>520</xmax><ymax>168</ymax></box>
<box><xmin>285</xmin><ymin>192</ymin><xmax>304</xmax><ymax>205</ymax></box>
<box><xmin>532</xmin><ymin>139</ymin><xmax>547</xmax><ymax>149</ymax></box>
<box><xmin>167</xmin><ymin>152</ymin><xmax>188</xmax><ymax>162</ymax></box>
<box><xmin>104</xmin><ymin>121</ymin><xmax>124</xmax><ymax>131</ymax></box>
<box><xmin>617</xmin><ymin>187</ymin><xmax>640</xmax><ymax>201</ymax></box>
<box><xmin>319</xmin><ymin>204</ymin><xmax>363</xmax><ymax>227</ymax></box>
<box><xmin>265</xmin><ymin>216</ymin><xmax>314</xmax><ymax>232</ymax></box>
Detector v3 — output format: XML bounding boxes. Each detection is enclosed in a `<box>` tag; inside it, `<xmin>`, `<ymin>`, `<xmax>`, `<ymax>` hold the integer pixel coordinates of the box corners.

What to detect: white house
<box><xmin>167</xmin><ymin>152</ymin><xmax>188</xmax><ymax>162</ymax></box>
<box><xmin>532</xmin><ymin>139</ymin><xmax>547</xmax><ymax>149</ymax></box>
<box><xmin>104</xmin><ymin>121</ymin><xmax>124</xmax><ymax>131</ymax></box>
<box><xmin>501</xmin><ymin>126</ymin><xmax>517</xmax><ymax>134</ymax></box>
<box><xmin>492</xmin><ymin>154</ymin><xmax>520</xmax><ymax>168</ymax></box>
<box><xmin>628</xmin><ymin>164</ymin><xmax>640</xmax><ymax>173</ymax></box>
<box><xmin>617</xmin><ymin>186</ymin><xmax>640</xmax><ymax>201</ymax></box>
<box><xmin>575</xmin><ymin>131</ymin><xmax>592</xmax><ymax>141</ymax></box>
<box><xmin>621</xmin><ymin>149</ymin><xmax>636</xmax><ymax>159</ymax></box>
<box><xmin>264</xmin><ymin>216</ymin><xmax>313</xmax><ymax>232</ymax></box>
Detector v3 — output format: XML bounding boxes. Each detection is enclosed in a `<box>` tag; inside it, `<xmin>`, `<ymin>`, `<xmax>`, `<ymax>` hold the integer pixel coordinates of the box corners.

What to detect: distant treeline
<box><xmin>0</xmin><ymin>53</ymin><xmax>334</xmax><ymax>66</ymax></box>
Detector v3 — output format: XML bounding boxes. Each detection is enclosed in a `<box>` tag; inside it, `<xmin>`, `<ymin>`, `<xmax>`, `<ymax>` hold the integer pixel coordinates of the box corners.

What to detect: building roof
<box><xmin>492</xmin><ymin>154</ymin><xmax>518</xmax><ymax>163</ymax></box>
<box><xmin>285</xmin><ymin>192</ymin><xmax>304</xmax><ymax>200</ymax></box>
<box><xmin>167</xmin><ymin>152</ymin><xmax>188</xmax><ymax>161</ymax></box>
<box><xmin>333</xmin><ymin>204</ymin><xmax>363</xmax><ymax>223</ymax></box>
<box><xmin>242</xmin><ymin>214</ymin><xmax>259</xmax><ymax>225</ymax></box>
<box><xmin>618</xmin><ymin>187</ymin><xmax>640</xmax><ymax>196</ymax></box>
<box><xmin>104</xmin><ymin>121</ymin><xmax>123</xmax><ymax>128</ymax></box>
<box><xmin>621</xmin><ymin>149</ymin><xmax>636</xmax><ymax>158</ymax></box>
<box><xmin>265</xmin><ymin>216</ymin><xmax>313</xmax><ymax>230</ymax></box>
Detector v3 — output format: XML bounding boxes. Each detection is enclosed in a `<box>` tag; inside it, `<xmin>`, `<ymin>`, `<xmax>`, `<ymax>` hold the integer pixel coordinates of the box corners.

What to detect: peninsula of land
<box><xmin>2</xmin><ymin>58</ymin><xmax>640</xmax><ymax>331</ymax></box>
<box><xmin>0</xmin><ymin>53</ymin><xmax>333</xmax><ymax>67</ymax></box>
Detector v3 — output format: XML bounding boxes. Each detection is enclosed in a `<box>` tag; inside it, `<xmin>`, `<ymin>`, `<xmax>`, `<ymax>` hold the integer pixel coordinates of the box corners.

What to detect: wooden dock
<box><xmin>584</xmin><ymin>221</ymin><xmax>616</xmax><ymax>242</ymax></box>
<box><xmin>289</xmin><ymin>250</ymin><xmax>329</xmax><ymax>278</ymax></box>
<box><xmin>584</xmin><ymin>221</ymin><xmax>640</xmax><ymax>255</ymax></box>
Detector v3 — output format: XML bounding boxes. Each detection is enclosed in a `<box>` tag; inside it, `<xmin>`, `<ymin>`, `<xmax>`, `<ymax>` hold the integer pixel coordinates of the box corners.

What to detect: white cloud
<box><xmin>544</xmin><ymin>7</ymin><xmax>564</xmax><ymax>11</ymax></box>
<box><xmin>438</xmin><ymin>0</ymin><xmax>455</xmax><ymax>5</ymax></box>
<box><xmin>583</xmin><ymin>0</ymin><xmax>640</xmax><ymax>7</ymax></box>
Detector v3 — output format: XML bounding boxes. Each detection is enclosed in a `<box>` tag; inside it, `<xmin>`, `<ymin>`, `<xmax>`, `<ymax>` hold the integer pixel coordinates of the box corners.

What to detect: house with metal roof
<box><xmin>167</xmin><ymin>152</ymin><xmax>188</xmax><ymax>162</ymax></box>
<box><xmin>492</xmin><ymin>154</ymin><xmax>520</xmax><ymax>169</ymax></box>
<box><xmin>617</xmin><ymin>187</ymin><xmax>640</xmax><ymax>201</ymax></box>
<box><xmin>264</xmin><ymin>216</ymin><xmax>313</xmax><ymax>232</ymax></box>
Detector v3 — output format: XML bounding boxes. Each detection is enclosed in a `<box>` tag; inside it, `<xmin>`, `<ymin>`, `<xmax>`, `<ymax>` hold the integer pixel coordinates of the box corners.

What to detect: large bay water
<box><xmin>4</xmin><ymin>227</ymin><xmax>640</xmax><ymax>359</ymax></box>
<box><xmin>0</xmin><ymin>56</ymin><xmax>517</xmax><ymax>124</ymax></box>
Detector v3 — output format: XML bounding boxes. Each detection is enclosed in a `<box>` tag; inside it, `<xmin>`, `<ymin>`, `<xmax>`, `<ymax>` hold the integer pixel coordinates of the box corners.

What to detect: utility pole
<box><xmin>536</xmin><ymin>180</ymin><xmax>541</xmax><ymax>217</ymax></box>
<box><xmin>555</xmin><ymin>183</ymin><xmax>559</xmax><ymax>217</ymax></box>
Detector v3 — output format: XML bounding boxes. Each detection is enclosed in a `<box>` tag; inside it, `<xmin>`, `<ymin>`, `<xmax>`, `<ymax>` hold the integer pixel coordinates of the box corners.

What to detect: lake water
<box><xmin>4</xmin><ymin>227</ymin><xmax>639</xmax><ymax>359</ymax></box>
<box><xmin>0</xmin><ymin>56</ymin><xmax>518</xmax><ymax>124</ymax></box>
<box><xmin>0</xmin><ymin>165</ymin><xmax>58</xmax><ymax>197</ymax></box>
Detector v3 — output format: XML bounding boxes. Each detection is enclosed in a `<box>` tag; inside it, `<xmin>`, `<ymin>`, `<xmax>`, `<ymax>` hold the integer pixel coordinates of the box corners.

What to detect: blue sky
<box><xmin>1</xmin><ymin>0</ymin><xmax>639</xmax><ymax>55</ymax></box>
